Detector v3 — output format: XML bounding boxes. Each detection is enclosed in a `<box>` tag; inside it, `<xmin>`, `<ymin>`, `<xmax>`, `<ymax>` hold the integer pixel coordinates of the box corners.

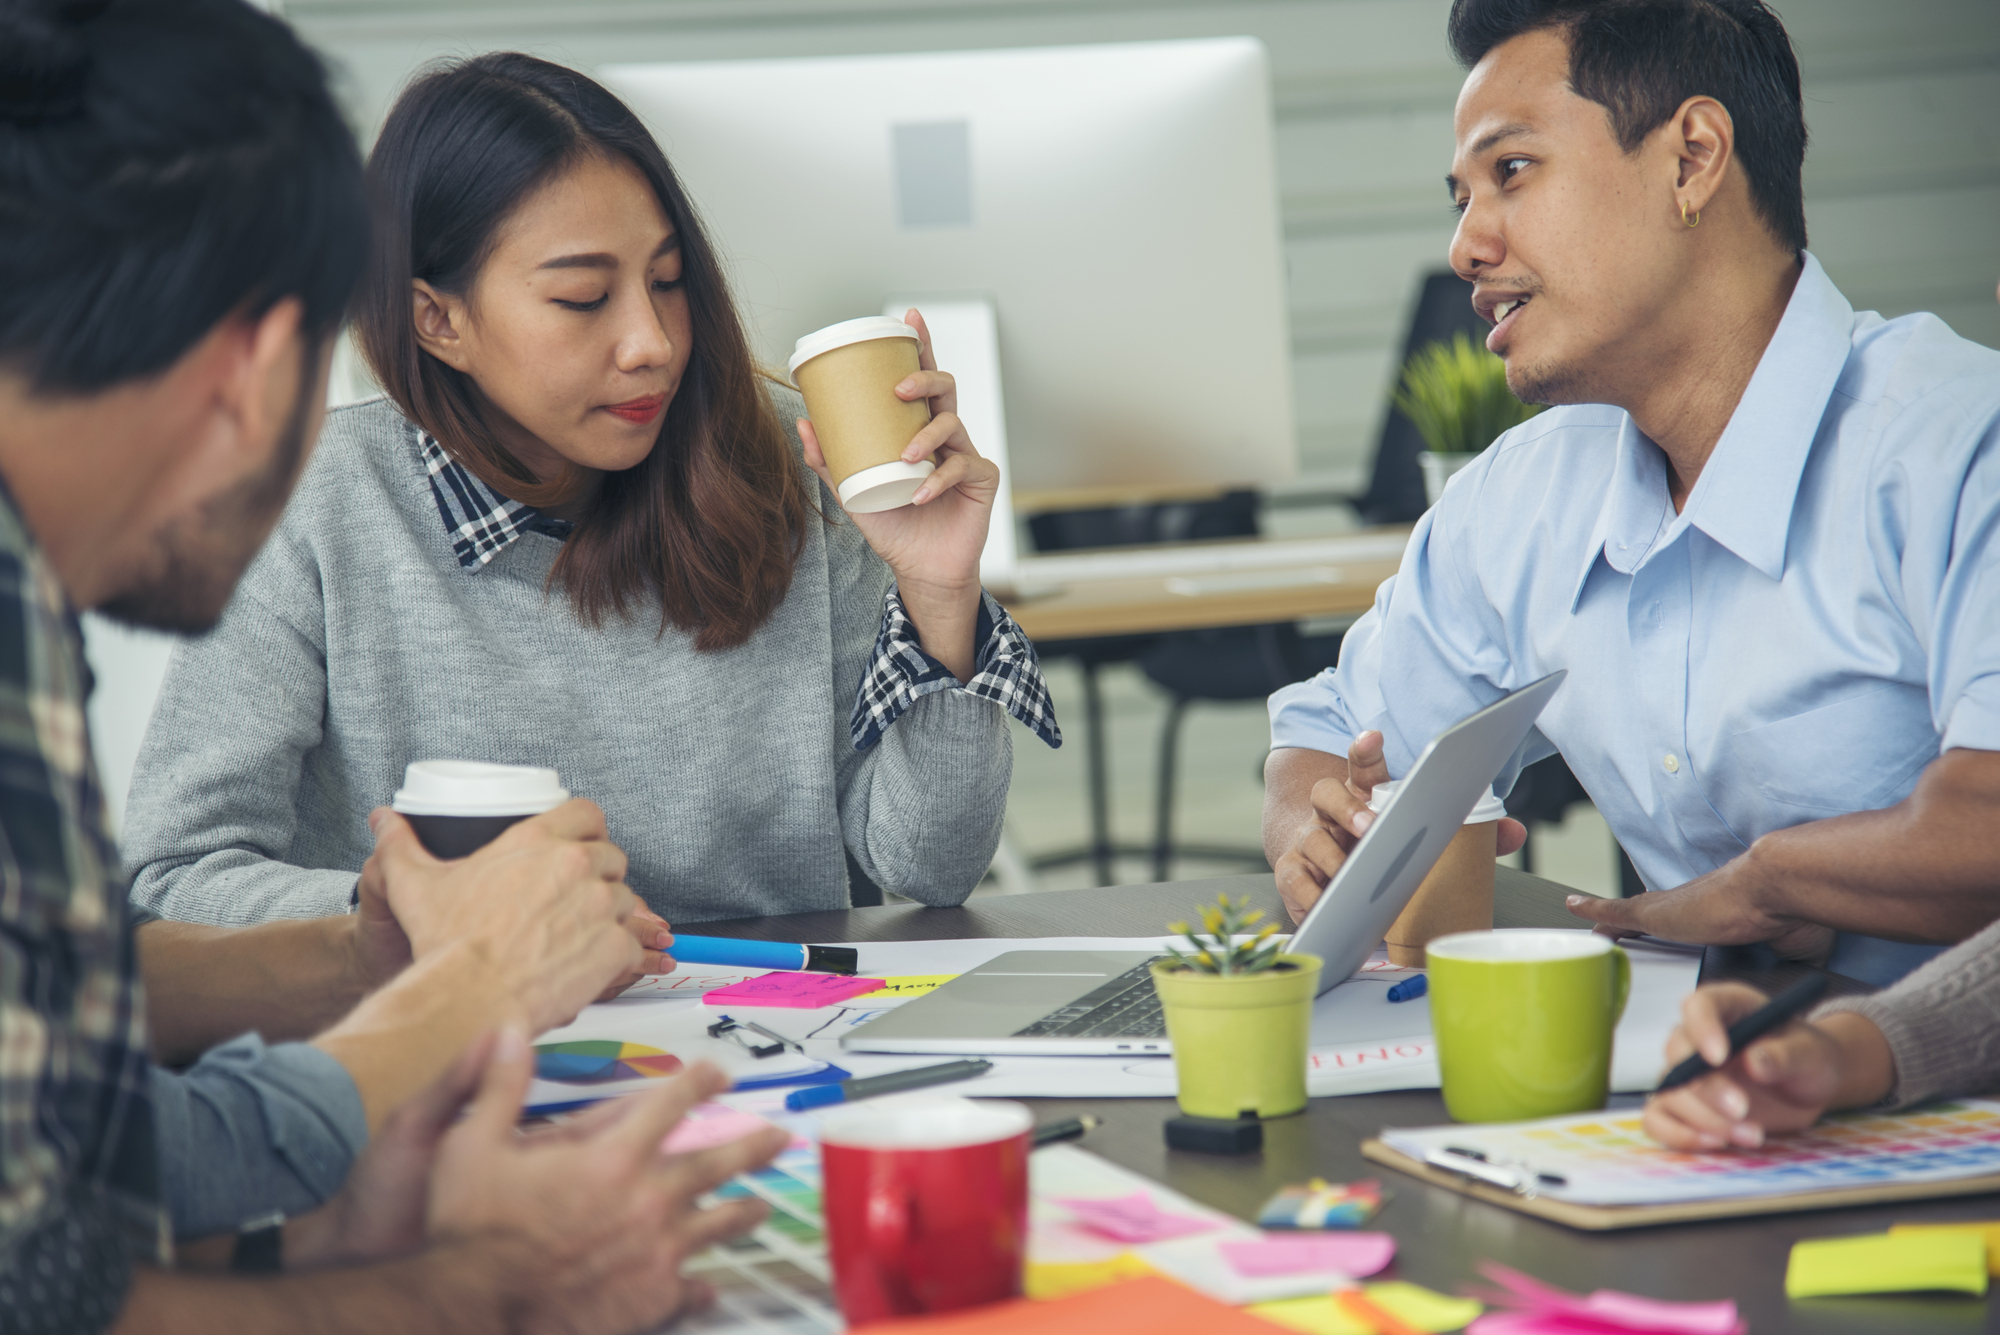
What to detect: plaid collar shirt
<box><xmin>0</xmin><ymin>486</ymin><xmax>168</xmax><ymax>1333</ymax></box>
<box><xmin>419</xmin><ymin>431</ymin><xmax>1061</xmax><ymax>752</ymax></box>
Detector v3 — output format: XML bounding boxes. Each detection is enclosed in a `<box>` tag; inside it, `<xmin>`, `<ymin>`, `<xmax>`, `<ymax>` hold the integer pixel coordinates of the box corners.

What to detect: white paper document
<box><xmin>542</xmin><ymin>931</ymin><xmax>1701</xmax><ymax>1103</ymax></box>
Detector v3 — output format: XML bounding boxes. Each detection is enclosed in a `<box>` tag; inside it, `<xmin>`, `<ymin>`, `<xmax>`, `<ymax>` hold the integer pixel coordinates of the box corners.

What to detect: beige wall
<box><xmin>289</xmin><ymin>0</ymin><xmax>2000</xmax><ymax>489</ymax></box>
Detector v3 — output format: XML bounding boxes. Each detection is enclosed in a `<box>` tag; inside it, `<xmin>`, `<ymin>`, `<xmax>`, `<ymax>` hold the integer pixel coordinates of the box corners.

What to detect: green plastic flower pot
<box><xmin>1151</xmin><ymin>953</ymin><xmax>1322</xmax><ymax>1119</ymax></box>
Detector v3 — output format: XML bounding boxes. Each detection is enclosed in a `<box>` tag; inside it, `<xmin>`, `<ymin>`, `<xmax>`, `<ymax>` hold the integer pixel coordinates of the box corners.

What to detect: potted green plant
<box><xmin>1152</xmin><ymin>895</ymin><xmax>1323</xmax><ymax>1119</ymax></box>
<box><xmin>1391</xmin><ymin>330</ymin><xmax>1545</xmax><ymax>506</ymax></box>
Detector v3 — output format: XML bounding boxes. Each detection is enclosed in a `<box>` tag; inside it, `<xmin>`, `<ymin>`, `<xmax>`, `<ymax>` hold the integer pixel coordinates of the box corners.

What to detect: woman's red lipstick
<box><xmin>605</xmin><ymin>393</ymin><xmax>665</xmax><ymax>425</ymax></box>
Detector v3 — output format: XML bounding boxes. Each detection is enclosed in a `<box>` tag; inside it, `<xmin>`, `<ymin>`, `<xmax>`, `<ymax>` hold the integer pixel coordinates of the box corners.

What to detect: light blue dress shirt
<box><xmin>1270</xmin><ymin>254</ymin><xmax>2000</xmax><ymax>986</ymax></box>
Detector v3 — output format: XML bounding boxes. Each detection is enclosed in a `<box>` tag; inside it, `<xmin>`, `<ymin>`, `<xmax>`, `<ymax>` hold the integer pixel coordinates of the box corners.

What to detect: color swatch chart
<box><xmin>1383</xmin><ymin>1098</ymin><xmax>2000</xmax><ymax>1206</ymax></box>
<box><xmin>679</xmin><ymin>1142</ymin><xmax>841</xmax><ymax>1333</ymax></box>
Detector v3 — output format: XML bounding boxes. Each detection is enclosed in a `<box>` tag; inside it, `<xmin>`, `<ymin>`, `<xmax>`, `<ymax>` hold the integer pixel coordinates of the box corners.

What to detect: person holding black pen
<box><xmin>1644</xmin><ymin>919</ymin><xmax>2000</xmax><ymax>1150</ymax></box>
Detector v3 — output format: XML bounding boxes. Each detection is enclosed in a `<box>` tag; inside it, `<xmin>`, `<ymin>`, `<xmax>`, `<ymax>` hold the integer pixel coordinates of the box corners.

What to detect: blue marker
<box><xmin>1386</xmin><ymin>973</ymin><xmax>1427</xmax><ymax>1003</ymax></box>
<box><xmin>670</xmin><ymin>935</ymin><xmax>859</xmax><ymax>975</ymax></box>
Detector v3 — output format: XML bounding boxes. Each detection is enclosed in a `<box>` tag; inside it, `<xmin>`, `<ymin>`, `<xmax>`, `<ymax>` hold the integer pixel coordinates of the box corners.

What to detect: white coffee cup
<box><xmin>788</xmin><ymin>316</ymin><xmax>936</xmax><ymax>513</ymax></box>
<box><xmin>391</xmin><ymin>760</ymin><xmax>568</xmax><ymax>858</ymax></box>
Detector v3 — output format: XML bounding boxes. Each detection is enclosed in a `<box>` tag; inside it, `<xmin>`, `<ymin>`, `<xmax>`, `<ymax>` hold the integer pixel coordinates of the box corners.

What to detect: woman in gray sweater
<box><xmin>1645</xmin><ymin>920</ymin><xmax>2000</xmax><ymax>1148</ymax></box>
<box><xmin>123</xmin><ymin>53</ymin><xmax>1056</xmax><ymax>928</ymax></box>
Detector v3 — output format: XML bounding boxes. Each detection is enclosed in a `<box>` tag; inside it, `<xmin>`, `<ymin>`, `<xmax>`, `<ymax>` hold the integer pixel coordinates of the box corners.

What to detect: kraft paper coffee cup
<box><xmin>1368</xmin><ymin>780</ymin><xmax>1504</xmax><ymax>967</ymax></box>
<box><xmin>390</xmin><ymin>760</ymin><xmax>568</xmax><ymax>859</ymax></box>
<box><xmin>788</xmin><ymin>316</ymin><xmax>934</xmax><ymax>513</ymax></box>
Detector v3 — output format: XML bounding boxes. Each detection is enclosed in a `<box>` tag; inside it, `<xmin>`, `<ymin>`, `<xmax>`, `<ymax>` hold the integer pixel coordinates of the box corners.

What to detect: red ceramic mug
<box><xmin>819</xmin><ymin>1095</ymin><xmax>1033</xmax><ymax>1325</ymax></box>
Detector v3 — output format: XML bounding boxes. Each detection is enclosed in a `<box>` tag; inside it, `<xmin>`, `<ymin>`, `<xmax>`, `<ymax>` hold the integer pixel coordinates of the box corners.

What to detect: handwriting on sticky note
<box><xmin>1052</xmin><ymin>1192</ymin><xmax>1221</xmax><ymax>1244</ymax></box>
<box><xmin>872</xmin><ymin>974</ymin><xmax>959</xmax><ymax>997</ymax></box>
<box><xmin>1786</xmin><ymin>1231</ymin><xmax>1987</xmax><ymax>1299</ymax></box>
<box><xmin>701</xmin><ymin>972</ymin><xmax>886</xmax><ymax>1009</ymax></box>
<box><xmin>1221</xmin><ymin>1233</ymin><xmax>1396</xmax><ymax>1279</ymax></box>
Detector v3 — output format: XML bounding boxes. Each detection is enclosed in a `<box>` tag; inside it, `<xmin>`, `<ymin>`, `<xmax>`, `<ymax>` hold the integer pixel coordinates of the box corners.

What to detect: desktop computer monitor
<box><xmin>600</xmin><ymin>39</ymin><xmax>1297</xmax><ymax>581</ymax></box>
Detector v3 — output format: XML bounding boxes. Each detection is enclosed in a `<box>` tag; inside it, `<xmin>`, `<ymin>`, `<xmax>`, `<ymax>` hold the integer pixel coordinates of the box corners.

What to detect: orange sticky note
<box><xmin>851</xmin><ymin>1275</ymin><xmax>1285</xmax><ymax>1332</ymax></box>
<box><xmin>1334</xmin><ymin>1288</ymin><xmax>1423</xmax><ymax>1335</ymax></box>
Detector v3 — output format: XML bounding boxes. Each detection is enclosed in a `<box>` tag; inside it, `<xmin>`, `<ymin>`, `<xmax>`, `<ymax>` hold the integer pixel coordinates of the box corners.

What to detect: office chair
<box><xmin>1125</xmin><ymin>493</ymin><xmax>1346</xmax><ymax>882</ymax></box>
<box><xmin>1356</xmin><ymin>269</ymin><xmax>1494</xmax><ymax>523</ymax></box>
<box><xmin>1026</xmin><ymin>494</ymin><xmax>1278</xmax><ymax>886</ymax></box>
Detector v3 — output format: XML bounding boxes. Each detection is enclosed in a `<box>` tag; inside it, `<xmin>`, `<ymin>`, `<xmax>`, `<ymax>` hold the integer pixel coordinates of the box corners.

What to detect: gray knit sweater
<box><xmin>122</xmin><ymin>392</ymin><xmax>1011</xmax><ymax>925</ymax></box>
<box><xmin>1819</xmin><ymin>916</ymin><xmax>2000</xmax><ymax>1108</ymax></box>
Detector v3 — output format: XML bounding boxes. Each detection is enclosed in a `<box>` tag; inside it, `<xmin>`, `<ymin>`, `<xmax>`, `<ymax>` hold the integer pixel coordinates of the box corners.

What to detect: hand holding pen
<box><xmin>1642</xmin><ymin>975</ymin><xmax>1897</xmax><ymax>1151</ymax></box>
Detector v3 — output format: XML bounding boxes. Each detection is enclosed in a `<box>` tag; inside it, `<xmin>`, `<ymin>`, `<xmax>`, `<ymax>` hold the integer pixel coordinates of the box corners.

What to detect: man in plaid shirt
<box><xmin>0</xmin><ymin>1</ymin><xmax>787</xmax><ymax>1330</ymax></box>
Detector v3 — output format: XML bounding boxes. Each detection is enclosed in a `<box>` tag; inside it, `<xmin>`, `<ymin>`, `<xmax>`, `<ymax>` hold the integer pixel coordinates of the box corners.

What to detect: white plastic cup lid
<box><xmin>836</xmin><ymin>459</ymin><xmax>934</xmax><ymax>513</ymax></box>
<box><xmin>818</xmin><ymin>1094</ymin><xmax>1030</xmax><ymax>1150</ymax></box>
<box><xmin>1367</xmin><ymin>778</ymin><xmax>1507</xmax><ymax>824</ymax></box>
<box><xmin>786</xmin><ymin>316</ymin><xmax>919</xmax><ymax>379</ymax></box>
<box><xmin>391</xmin><ymin>760</ymin><xmax>569</xmax><ymax>817</ymax></box>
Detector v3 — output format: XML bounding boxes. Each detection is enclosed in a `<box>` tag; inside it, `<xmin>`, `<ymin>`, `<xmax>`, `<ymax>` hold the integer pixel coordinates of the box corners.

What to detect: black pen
<box><xmin>1031</xmin><ymin>1115</ymin><xmax>1102</xmax><ymax>1148</ymax></box>
<box><xmin>1655</xmin><ymin>972</ymin><xmax>1829</xmax><ymax>1093</ymax></box>
<box><xmin>784</xmin><ymin>1058</ymin><xmax>992</xmax><ymax>1111</ymax></box>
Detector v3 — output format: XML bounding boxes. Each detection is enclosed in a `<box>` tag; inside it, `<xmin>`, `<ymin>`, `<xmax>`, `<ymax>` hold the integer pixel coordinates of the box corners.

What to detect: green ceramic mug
<box><xmin>1425</xmin><ymin>929</ymin><xmax>1630</xmax><ymax>1123</ymax></box>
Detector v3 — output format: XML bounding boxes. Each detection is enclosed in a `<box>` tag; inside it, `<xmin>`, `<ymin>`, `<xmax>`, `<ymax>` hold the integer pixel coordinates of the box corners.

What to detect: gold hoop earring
<box><xmin>1680</xmin><ymin>199</ymin><xmax>1700</xmax><ymax>228</ymax></box>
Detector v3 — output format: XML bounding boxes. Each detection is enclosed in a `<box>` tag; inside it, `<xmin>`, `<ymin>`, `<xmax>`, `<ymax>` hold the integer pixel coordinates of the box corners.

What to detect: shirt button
<box><xmin>1663</xmin><ymin>754</ymin><xmax>1680</xmax><ymax>774</ymax></box>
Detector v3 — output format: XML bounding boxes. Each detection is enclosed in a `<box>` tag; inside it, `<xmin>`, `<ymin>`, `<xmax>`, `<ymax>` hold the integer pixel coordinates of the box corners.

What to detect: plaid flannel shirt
<box><xmin>0</xmin><ymin>486</ymin><xmax>169</xmax><ymax>1333</ymax></box>
<box><xmin>421</xmin><ymin>434</ymin><xmax>1061</xmax><ymax>751</ymax></box>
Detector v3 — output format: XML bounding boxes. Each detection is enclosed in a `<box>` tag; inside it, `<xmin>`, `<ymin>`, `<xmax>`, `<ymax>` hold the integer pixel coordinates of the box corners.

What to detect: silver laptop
<box><xmin>841</xmin><ymin>672</ymin><xmax>1566</xmax><ymax>1058</ymax></box>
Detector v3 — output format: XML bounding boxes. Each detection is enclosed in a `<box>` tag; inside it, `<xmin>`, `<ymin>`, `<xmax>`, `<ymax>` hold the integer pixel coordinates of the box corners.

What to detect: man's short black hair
<box><xmin>0</xmin><ymin>0</ymin><xmax>367</xmax><ymax>393</ymax></box>
<box><xmin>1448</xmin><ymin>0</ymin><xmax>1807</xmax><ymax>253</ymax></box>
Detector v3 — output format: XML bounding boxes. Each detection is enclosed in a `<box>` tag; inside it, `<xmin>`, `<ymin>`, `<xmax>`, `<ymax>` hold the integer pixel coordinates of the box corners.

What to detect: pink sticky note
<box><xmin>1578</xmin><ymin>1292</ymin><xmax>1743</xmax><ymax>1335</ymax></box>
<box><xmin>1469</xmin><ymin>1263</ymin><xmax>1744</xmax><ymax>1335</ymax></box>
<box><xmin>1052</xmin><ymin>1192</ymin><xmax>1221</xmax><ymax>1244</ymax></box>
<box><xmin>661</xmin><ymin>1108</ymin><xmax>779</xmax><ymax>1156</ymax></box>
<box><xmin>1219</xmin><ymin>1233</ymin><xmax>1396</xmax><ymax>1278</ymax></box>
<box><xmin>702</xmin><ymin>972</ymin><xmax>885</xmax><ymax>1008</ymax></box>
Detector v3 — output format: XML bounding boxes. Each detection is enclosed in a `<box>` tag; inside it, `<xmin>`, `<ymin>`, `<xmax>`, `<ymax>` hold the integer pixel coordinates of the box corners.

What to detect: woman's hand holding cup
<box><xmin>795</xmin><ymin>308</ymin><xmax>999</xmax><ymax>682</ymax></box>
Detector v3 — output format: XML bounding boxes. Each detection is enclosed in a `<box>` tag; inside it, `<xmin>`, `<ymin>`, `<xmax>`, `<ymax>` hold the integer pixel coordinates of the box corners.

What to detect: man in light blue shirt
<box><xmin>1264</xmin><ymin>0</ymin><xmax>2000</xmax><ymax>988</ymax></box>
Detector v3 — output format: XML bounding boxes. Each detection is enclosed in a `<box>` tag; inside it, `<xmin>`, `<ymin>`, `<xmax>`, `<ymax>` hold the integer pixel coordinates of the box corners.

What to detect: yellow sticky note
<box><xmin>1249</xmin><ymin>1282</ymin><xmax>1483</xmax><ymax>1334</ymax></box>
<box><xmin>1025</xmin><ymin>1252</ymin><xmax>1160</xmax><ymax>1300</ymax></box>
<box><xmin>873</xmin><ymin>975</ymin><xmax>959</xmax><ymax>998</ymax></box>
<box><xmin>1785</xmin><ymin>1232</ymin><xmax>1987</xmax><ymax>1298</ymax></box>
<box><xmin>1891</xmin><ymin>1221</ymin><xmax>2000</xmax><ymax>1277</ymax></box>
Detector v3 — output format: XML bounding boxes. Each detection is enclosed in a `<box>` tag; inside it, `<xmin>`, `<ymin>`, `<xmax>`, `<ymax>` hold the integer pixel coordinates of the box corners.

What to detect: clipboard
<box><xmin>1361</xmin><ymin>1137</ymin><xmax>2000</xmax><ymax>1231</ymax></box>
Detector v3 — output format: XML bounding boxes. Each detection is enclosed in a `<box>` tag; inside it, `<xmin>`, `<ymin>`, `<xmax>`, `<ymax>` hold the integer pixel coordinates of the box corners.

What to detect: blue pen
<box><xmin>1386</xmin><ymin>973</ymin><xmax>1427</xmax><ymax>1003</ymax></box>
<box><xmin>785</xmin><ymin>1059</ymin><xmax>992</xmax><ymax>1112</ymax></box>
<box><xmin>670</xmin><ymin>935</ymin><xmax>858</xmax><ymax>974</ymax></box>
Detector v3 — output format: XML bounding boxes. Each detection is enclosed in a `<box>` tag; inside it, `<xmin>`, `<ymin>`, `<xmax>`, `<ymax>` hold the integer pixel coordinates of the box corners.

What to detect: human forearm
<box><xmin>896</xmin><ymin>576</ymin><xmax>980</xmax><ymax>682</ymax></box>
<box><xmin>311</xmin><ymin>942</ymin><xmax>527</xmax><ymax>1130</ymax></box>
<box><xmin>141</xmin><ymin>918</ymin><xmax>373</xmax><ymax>1065</ymax></box>
<box><xmin>114</xmin><ymin>1246</ymin><xmax>524</xmax><ymax>1335</ymax></box>
<box><xmin>1818</xmin><ymin>912</ymin><xmax>2000</xmax><ymax>1107</ymax></box>
<box><xmin>1261</xmin><ymin>747</ymin><xmax>1348</xmax><ymax>866</ymax></box>
<box><xmin>848</xmin><ymin>690</ymin><xmax>1009</xmax><ymax>905</ymax></box>
<box><xmin>1741</xmin><ymin>749</ymin><xmax>2000</xmax><ymax>944</ymax></box>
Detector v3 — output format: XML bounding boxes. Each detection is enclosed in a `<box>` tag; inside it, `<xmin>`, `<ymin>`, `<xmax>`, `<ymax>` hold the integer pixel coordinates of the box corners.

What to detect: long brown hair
<box><xmin>355</xmin><ymin>53</ymin><xmax>809</xmax><ymax>651</ymax></box>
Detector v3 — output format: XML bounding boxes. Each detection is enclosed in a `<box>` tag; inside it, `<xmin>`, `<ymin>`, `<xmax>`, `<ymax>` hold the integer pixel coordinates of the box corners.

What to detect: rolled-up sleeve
<box><xmin>150</xmin><ymin>1034</ymin><xmax>366</xmax><ymax>1238</ymax></box>
<box><xmin>1268</xmin><ymin>475</ymin><xmax>1524</xmax><ymax>782</ymax></box>
<box><xmin>1925</xmin><ymin>404</ymin><xmax>2000</xmax><ymax>753</ymax></box>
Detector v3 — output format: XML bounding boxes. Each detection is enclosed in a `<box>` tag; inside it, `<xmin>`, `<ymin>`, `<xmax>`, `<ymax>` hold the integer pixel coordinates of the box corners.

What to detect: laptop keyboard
<box><xmin>1011</xmin><ymin>957</ymin><xmax>1170</xmax><ymax>1039</ymax></box>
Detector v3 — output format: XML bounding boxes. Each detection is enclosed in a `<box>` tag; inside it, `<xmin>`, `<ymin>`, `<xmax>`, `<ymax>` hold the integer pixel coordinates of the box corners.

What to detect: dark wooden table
<box><xmin>698</xmin><ymin>869</ymin><xmax>1995</xmax><ymax>1333</ymax></box>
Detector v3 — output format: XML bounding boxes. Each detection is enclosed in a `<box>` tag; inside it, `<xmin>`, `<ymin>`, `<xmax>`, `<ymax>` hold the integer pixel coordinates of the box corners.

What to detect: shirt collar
<box><xmin>1569</xmin><ymin>251</ymin><xmax>1855</xmax><ymax>609</ymax></box>
<box><xmin>417</xmin><ymin>431</ymin><xmax>572</xmax><ymax>571</ymax></box>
